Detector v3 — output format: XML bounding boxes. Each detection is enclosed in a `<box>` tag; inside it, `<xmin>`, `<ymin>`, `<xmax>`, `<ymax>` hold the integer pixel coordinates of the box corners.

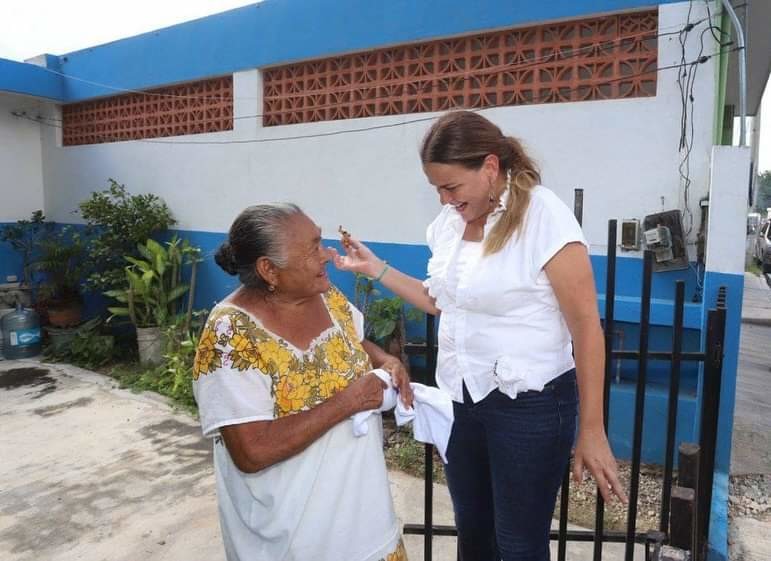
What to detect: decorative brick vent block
<box><xmin>62</xmin><ymin>76</ymin><xmax>233</xmax><ymax>146</ymax></box>
<box><xmin>263</xmin><ymin>10</ymin><xmax>657</xmax><ymax>126</ymax></box>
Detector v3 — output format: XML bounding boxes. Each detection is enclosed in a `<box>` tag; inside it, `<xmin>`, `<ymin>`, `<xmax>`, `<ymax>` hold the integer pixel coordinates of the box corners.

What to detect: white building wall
<box><xmin>0</xmin><ymin>94</ymin><xmax>46</xmax><ymax>221</ymax></box>
<box><xmin>40</xmin><ymin>2</ymin><xmax>716</xmax><ymax>253</ymax></box>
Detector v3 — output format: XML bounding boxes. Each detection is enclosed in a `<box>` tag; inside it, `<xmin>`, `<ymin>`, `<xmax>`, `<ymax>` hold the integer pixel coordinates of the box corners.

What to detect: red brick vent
<box><xmin>263</xmin><ymin>10</ymin><xmax>657</xmax><ymax>126</ymax></box>
<box><xmin>62</xmin><ymin>76</ymin><xmax>233</xmax><ymax>146</ymax></box>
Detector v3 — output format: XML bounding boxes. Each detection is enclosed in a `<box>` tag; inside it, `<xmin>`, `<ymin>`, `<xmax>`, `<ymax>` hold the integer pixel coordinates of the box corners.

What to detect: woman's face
<box><xmin>423</xmin><ymin>158</ymin><xmax>498</xmax><ymax>224</ymax></box>
<box><xmin>273</xmin><ymin>213</ymin><xmax>331</xmax><ymax>297</ymax></box>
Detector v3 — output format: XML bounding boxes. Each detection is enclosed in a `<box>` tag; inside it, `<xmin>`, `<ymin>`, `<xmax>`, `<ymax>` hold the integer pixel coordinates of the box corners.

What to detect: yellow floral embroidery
<box><xmin>325</xmin><ymin>333</ymin><xmax>352</xmax><ymax>372</ymax></box>
<box><xmin>318</xmin><ymin>370</ymin><xmax>349</xmax><ymax>399</ymax></box>
<box><xmin>276</xmin><ymin>372</ymin><xmax>313</xmax><ymax>412</ymax></box>
<box><xmin>327</xmin><ymin>286</ymin><xmax>360</xmax><ymax>343</ymax></box>
<box><xmin>381</xmin><ymin>539</ymin><xmax>408</xmax><ymax>561</ymax></box>
<box><xmin>192</xmin><ymin>326</ymin><xmax>222</xmax><ymax>380</ymax></box>
<box><xmin>192</xmin><ymin>286</ymin><xmax>372</xmax><ymax>418</ymax></box>
<box><xmin>254</xmin><ymin>339</ymin><xmax>294</xmax><ymax>373</ymax></box>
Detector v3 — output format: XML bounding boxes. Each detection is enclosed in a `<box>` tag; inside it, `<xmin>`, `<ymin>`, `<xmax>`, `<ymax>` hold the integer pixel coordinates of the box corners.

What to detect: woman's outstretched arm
<box><xmin>331</xmin><ymin>238</ymin><xmax>439</xmax><ymax>315</ymax></box>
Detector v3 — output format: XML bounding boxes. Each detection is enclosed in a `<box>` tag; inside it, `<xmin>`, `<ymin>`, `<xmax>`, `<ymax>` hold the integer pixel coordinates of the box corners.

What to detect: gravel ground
<box><xmin>729</xmin><ymin>474</ymin><xmax>771</xmax><ymax>521</ymax></box>
<box><xmin>383</xmin><ymin>421</ymin><xmax>666</xmax><ymax>532</ymax></box>
<box><xmin>555</xmin><ymin>462</ymin><xmax>664</xmax><ymax>532</ymax></box>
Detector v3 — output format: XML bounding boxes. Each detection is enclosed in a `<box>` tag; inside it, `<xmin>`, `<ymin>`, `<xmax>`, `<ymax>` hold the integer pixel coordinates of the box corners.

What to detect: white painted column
<box><xmin>705</xmin><ymin>146</ymin><xmax>752</xmax><ymax>275</ymax></box>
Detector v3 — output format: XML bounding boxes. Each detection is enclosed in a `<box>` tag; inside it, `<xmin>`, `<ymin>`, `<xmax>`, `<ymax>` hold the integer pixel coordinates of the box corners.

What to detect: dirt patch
<box><xmin>139</xmin><ymin>419</ymin><xmax>212</xmax><ymax>475</ymax></box>
<box><xmin>0</xmin><ymin>367</ymin><xmax>58</xmax><ymax>398</ymax></box>
<box><xmin>33</xmin><ymin>397</ymin><xmax>94</xmax><ymax>417</ymax></box>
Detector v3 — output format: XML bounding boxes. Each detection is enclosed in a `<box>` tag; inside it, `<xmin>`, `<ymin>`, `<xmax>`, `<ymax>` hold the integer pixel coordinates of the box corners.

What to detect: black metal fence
<box><xmin>403</xmin><ymin>217</ymin><xmax>727</xmax><ymax>561</ymax></box>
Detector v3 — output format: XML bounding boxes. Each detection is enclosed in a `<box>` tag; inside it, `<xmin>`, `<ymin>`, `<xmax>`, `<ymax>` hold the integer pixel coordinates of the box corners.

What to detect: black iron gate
<box><xmin>403</xmin><ymin>217</ymin><xmax>727</xmax><ymax>561</ymax></box>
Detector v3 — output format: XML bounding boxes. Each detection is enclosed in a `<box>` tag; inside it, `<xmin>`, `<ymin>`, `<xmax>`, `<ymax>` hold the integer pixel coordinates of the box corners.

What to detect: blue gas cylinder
<box><xmin>1</xmin><ymin>303</ymin><xmax>42</xmax><ymax>359</ymax></box>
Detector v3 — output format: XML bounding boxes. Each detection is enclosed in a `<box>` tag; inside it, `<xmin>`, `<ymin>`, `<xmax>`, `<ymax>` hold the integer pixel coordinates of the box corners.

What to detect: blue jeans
<box><xmin>444</xmin><ymin>370</ymin><xmax>578</xmax><ymax>561</ymax></box>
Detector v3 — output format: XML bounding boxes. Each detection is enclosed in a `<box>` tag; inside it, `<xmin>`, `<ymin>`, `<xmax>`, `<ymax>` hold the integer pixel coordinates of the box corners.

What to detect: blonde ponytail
<box><xmin>420</xmin><ymin>112</ymin><xmax>541</xmax><ymax>255</ymax></box>
<box><xmin>484</xmin><ymin>138</ymin><xmax>540</xmax><ymax>256</ymax></box>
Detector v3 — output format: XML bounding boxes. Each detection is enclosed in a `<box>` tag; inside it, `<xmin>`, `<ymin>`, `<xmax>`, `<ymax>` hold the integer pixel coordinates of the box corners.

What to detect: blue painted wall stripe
<box><xmin>2</xmin><ymin>0</ymin><xmax>678</xmax><ymax>102</ymax></box>
<box><xmin>0</xmin><ymin>58</ymin><xmax>65</xmax><ymax>101</ymax></box>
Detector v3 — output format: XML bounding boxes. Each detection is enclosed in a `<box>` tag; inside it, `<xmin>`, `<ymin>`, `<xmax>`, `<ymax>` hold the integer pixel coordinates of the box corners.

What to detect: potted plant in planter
<box><xmin>105</xmin><ymin>236</ymin><xmax>200</xmax><ymax>365</ymax></box>
<box><xmin>0</xmin><ymin>210</ymin><xmax>52</xmax><ymax>307</ymax></box>
<box><xmin>33</xmin><ymin>226</ymin><xmax>87</xmax><ymax>328</ymax></box>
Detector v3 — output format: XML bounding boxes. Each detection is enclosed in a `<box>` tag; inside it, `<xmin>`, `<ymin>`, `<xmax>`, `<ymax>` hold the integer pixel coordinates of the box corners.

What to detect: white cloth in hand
<box><xmin>350</xmin><ymin>369</ymin><xmax>454</xmax><ymax>464</ymax></box>
<box><xmin>351</xmin><ymin>369</ymin><xmax>397</xmax><ymax>437</ymax></box>
<box><xmin>394</xmin><ymin>384</ymin><xmax>454</xmax><ymax>463</ymax></box>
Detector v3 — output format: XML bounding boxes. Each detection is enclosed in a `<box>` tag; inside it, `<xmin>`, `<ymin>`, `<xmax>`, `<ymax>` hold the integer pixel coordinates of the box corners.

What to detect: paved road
<box><xmin>728</xmin><ymin>273</ymin><xmax>771</xmax><ymax>561</ymax></box>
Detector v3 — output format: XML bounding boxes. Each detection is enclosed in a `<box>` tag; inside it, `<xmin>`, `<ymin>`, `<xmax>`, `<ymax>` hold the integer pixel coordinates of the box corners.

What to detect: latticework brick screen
<box><xmin>263</xmin><ymin>10</ymin><xmax>658</xmax><ymax>126</ymax></box>
<box><xmin>62</xmin><ymin>76</ymin><xmax>233</xmax><ymax>146</ymax></box>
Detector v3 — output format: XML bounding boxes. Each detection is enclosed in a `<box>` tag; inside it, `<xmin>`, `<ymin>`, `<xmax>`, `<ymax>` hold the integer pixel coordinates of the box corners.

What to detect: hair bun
<box><xmin>215</xmin><ymin>242</ymin><xmax>239</xmax><ymax>275</ymax></box>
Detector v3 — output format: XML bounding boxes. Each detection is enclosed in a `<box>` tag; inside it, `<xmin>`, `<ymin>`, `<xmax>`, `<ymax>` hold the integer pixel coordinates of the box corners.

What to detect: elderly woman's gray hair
<box><xmin>215</xmin><ymin>203</ymin><xmax>303</xmax><ymax>290</ymax></box>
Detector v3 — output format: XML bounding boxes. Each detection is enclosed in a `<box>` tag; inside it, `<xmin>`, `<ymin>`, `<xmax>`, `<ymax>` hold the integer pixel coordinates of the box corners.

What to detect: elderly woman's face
<box><xmin>275</xmin><ymin>213</ymin><xmax>332</xmax><ymax>297</ymax></box>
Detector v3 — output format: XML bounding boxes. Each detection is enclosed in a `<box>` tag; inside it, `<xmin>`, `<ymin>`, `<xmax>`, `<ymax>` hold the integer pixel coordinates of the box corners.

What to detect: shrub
<box><xmin>78</xmin><ymin>179</ymin><xmax>175</xmax><ymax>292</ymax></box>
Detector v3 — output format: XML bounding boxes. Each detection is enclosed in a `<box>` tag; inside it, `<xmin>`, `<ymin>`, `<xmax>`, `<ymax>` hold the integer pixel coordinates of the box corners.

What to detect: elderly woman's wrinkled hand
<box><xmin>344</xmin><ymin>371</ymin><xmax>388</xmax><ymax>414</ymax></box>
<box><xmin>380</xmin><ymin>357</ymin><xmax>414</xmax><ymax>409</ymax></box>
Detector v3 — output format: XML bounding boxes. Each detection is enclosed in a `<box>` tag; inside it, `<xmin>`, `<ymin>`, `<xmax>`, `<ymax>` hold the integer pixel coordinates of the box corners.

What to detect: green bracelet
<box><xmin>374</xmin><ymin>263</ymin><xmax>390</xmax><ymax>282</ymax></box>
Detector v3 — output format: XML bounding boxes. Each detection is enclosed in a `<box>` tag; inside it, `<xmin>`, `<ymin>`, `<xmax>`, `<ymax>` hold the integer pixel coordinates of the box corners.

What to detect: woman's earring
<box><xmin>488</xmin><ymin>178</ymin><xmax>496</xmax><ymax>202</ymax></box>
<box><xmin>267</xmin><ymin>284</ymin><xmax>276</xmax><ymax>293</ymax></box>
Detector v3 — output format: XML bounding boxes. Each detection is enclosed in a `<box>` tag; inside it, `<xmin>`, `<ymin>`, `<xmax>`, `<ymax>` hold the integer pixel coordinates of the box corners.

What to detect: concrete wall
<box><xmin>0</xmin><ymin>93</ymin><xmax>47</xmax><ymax>283</ymax></box>
<box><xmin>42</xmin><ymin>2</ymin><xmax>716</xmax><ymax>253</ymax></box>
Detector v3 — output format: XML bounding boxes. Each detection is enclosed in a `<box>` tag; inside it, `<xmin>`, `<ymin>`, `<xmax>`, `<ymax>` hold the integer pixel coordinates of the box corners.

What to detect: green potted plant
<box><xmin>78</xmin><ymin>179</ymin><xmax>176</xmax><ymax>293</ymax></box>
<box><xmin>366</xmin><ymin>296</ymin><xmax>424</xmax><ymax>370</ymax></box>
<box><xmin>105</xmin><ymin>236</ymin><xmax>200</xmax><ymax>364</ymax></box>
<box><xmin>0</xmin><ymin>210</ymin><xmax>52</xmax><ymax>307</ymax></box>
<box><xmin>33</xmin><ymin>226</ymin><xmax>87</xmax><ymax>328</ymax></box>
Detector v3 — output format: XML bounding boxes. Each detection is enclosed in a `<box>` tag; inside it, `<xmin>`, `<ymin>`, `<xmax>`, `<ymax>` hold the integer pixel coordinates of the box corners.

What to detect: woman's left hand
<box><xmin>380</xmin><ymin>357</ymin><xmax>414</xmax><ymax>409</ymax></box>
<box><xmin>573</xmin><ymin>427</ymin><xmax>627</xmax><ymax>503</ymax></box>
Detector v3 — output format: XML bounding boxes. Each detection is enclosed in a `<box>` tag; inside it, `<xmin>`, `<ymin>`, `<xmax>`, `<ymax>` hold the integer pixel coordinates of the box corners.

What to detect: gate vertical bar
<box><xmin>660</xmin><ymin>281</ymin><xmax>685</xmax><ymax>533</ymax></box>
<box><xmin>624</xmin><ymin>250</ymin><xmax>653</xmax><ymax>561</ymax></box>
<box><xmin>593</xmin><ymin>219</ymin><xmax>618</xmax><ymax>561</ymax></box>
<box><xmin>424</xmin><ymin>314</ymin><xmax>437</xmax><ymax>561</ymax></box>
<box><xmin>558</xmin><ymin>468</ymin><xmax>570</xmax><ymax>561</ymax></box>
<box><xmin>574</xmin><ymin>188</ymin><xmax>584</xmax><ymax>226</ymax></box>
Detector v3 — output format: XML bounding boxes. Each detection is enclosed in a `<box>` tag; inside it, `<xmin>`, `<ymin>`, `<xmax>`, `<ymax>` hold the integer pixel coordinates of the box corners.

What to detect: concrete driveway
<box><xmin>0</xmin><ymin>359</ymin><xmax>641</xmax><ymax>561</ymax></box>
<box><xmin>0</xmin><ymin>361</ymin><xmax>222</xmax><ymax>561</ymax></box>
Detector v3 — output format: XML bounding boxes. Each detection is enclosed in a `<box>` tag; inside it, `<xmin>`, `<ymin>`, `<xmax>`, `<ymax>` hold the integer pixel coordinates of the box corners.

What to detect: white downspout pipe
<box><xmin>720</xmin><ymin>0</ymin><xmax>747</xmax><ymax>146</ymax></box>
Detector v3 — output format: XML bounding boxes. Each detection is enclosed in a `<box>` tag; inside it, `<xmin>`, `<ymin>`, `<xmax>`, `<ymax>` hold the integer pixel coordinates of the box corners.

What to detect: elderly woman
<box><xmin>192</xmin><ymin>203</ymin><xmax>411</xmax><ymax>561</ymax></box>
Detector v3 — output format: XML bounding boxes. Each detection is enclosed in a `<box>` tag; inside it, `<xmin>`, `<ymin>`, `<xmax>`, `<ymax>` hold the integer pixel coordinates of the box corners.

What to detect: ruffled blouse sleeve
<box><xmin>422</xmin><ymin>206</ymin><xmax>458</xmax><ymax>311</ymax></box>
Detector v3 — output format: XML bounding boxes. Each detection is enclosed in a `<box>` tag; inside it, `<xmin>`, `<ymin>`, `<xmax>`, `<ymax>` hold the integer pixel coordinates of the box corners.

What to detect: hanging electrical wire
<box><xmin>11</xmin><ymin>47</ymin><xmax>740</xmax><ymax>147</ymax></box>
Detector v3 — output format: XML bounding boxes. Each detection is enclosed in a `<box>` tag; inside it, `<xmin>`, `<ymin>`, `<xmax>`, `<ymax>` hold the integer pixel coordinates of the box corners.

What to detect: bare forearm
<box><xmin>221</xmin><ymin>392</ymin><xmax>354</xmax><ymax>473</ymax></box>
<box><xmin>573</xmin><ymin>322</ymin><xmax>606</xmax><ymax>431</ymax></box>
<box><xmin>362</xmin><ymin>339</ymin><xmax>392</xmax><ymax>368</ymax></box>
<box><xmin>377</xmin><ymin>266</ymin><xmax>439</xmax><ymax>315</ymax></box>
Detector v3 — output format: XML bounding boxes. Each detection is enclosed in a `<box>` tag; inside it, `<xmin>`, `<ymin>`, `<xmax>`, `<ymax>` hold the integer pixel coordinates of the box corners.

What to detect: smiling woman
<box><xmin>192</xmin><ymin>203</ymin><xmax>412</xmax><ymax>561</ymax></box>
<box><xmin>334</xmin><ymin>111</ymin><xmax>625</xmax><ymax>561</ymax></box>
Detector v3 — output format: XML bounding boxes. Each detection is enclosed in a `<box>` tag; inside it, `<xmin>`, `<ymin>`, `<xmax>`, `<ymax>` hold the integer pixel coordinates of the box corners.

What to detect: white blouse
<box><xmin>423</xmin><ymin>185</ymin><xmax>588</xmax><ymax>404</ymax></box>
<box><xmin>192</xmin><ymin>293</ymin><xmax>402</xmax><ymax>561</ymax></box>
